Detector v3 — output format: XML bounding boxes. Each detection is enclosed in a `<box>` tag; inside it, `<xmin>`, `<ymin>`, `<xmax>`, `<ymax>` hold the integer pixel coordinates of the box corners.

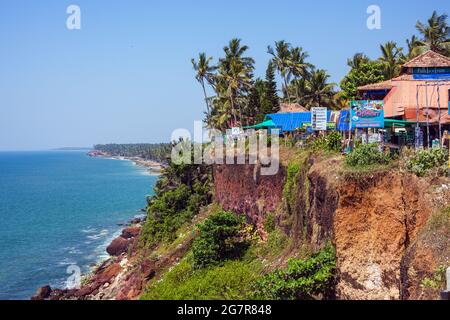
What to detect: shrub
<box><xmin>251</xmin><ymin>245</ymin><xmax>336</xmax><ymax>300</ymax></box>
<box><xmin>345</xmin><ymin>143</ymin><xmax>390</xmax><ymax>167</ymax></box>
<box><xmin>406</xmin><ymin>147</ymin><xmax>448</xmax><ymax>177</ymax></box>
<box><xmin>310</xmin><ymin>132</ymin><xmax>342</xmax><ymax>153</ymax></box>
<box><xmin>141</xmin><ymin>254</ymin><xmax>261</xmax><ymax>300</ymax></box>
<box><xmin>192</xmin><ymin>211</ymin><xmax>247</xmax><ymax>269</ymax></box>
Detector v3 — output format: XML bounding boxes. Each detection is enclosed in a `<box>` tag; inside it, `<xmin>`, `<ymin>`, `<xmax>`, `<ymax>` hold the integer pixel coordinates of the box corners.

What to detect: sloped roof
<box><xmin>278</xmin><ymin>103</ymin><xmax>308</xmax><ymax>113</ymax></box>
<box><xmin>402</xmin><ymin>50</ymin><xmax>450</xmax><ymax>68</ymax></box>
<box><xmin>358</xmin><ymin>80</ymin><xmax>393</xmax><ymax>91</ymax></box>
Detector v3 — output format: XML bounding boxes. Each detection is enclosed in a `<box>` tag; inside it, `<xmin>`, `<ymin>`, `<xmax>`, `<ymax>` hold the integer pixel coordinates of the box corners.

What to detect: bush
<box><xmin>251</xmin><ymin>245</ymin><xmax>336</xmax><ymax>300</ymax></box>
<box><xmin>310</xmin><ymin>132</ymin><xmax>342</xmax><ymax>153</ymax></box>
<box><xmin>192</xmin><ymin>211</ymin><xmax>247</xmax><ymax>269</ymax></box>
<box><xmin>345</xmin><ymin>143</ymin><xmax>390</xmax><ymax>167</ymax></box>
<box><xmin>406</xmin><ymin>147</ymin><xmax>448</xmax><ymax>177</ymax></box>
<box><xmin>141</xmin><ymin>254</ymin><xmax>261</xmax><ymax>300</ymax></box>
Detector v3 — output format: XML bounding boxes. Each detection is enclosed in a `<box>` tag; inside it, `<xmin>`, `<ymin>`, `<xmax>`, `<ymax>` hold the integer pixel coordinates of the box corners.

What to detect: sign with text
<box><xmin>350</xmin><ymin>100</ymin><xmax>384</xmax><ymax>128</ymax></box>
<box><xmin>311</xmin><ymin>107</ymin><xmax>327</xmax><ymax>131</ymax></box>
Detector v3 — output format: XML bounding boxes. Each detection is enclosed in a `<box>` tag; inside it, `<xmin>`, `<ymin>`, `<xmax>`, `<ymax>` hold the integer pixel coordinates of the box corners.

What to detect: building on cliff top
<box><xmin>357</xmin><ymin>50</ymin><xmax>450</xmax><ymax>123</ymax></box>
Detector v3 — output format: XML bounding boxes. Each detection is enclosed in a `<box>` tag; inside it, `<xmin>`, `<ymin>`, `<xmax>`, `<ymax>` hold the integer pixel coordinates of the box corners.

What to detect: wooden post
<box><xmin>441</xmin><ymin>267</ymin><xmax>450</xmax><ymax>300</ymax></box>
<box><xmin>437</xmin><ymin>85</ymin><xmax>442</xmax><ymax>147</ymax></box>
<box><xmin>425</xmin><ymin>83</ymin><xmax>430</xmax><ymax>148</ymax></box>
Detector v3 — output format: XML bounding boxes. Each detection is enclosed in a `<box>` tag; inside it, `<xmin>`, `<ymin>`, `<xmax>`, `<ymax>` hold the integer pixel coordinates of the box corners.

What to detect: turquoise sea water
<box><xmin>0</xmin><ymin>151</ymin><xmax>156</xmax><ymax>300</ymax></box>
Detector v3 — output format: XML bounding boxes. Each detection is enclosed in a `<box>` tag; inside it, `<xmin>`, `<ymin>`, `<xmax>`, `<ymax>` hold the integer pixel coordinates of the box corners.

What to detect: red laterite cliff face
<box><xmin>213</xmin><ymin>164</ymin><xmax>286</xmax><ymax>233</ymax></box>
<box><xmin>213</xmin><ymin>156</ymin><xmax>450</xmax><ymax>300</ymax></box>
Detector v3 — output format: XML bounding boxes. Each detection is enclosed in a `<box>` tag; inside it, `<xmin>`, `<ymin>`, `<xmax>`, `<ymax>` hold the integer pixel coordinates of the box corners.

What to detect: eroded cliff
<box><xmin>213</xmin><ymin>152</ymin><xmax>450</xmax><ymax>300</ymax></box>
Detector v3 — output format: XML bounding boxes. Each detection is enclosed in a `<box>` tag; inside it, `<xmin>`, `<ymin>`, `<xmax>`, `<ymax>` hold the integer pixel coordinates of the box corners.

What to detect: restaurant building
<box><xmin>357</xmin><ymin>50</ymin><xmax>450</xmax><ymax>147</ymax></box>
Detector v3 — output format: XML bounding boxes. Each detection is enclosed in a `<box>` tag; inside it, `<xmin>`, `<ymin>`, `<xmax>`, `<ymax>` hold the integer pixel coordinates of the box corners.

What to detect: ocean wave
<box><xmin>86</xmin><ymin>229</ymin><xmax>109</xmax><ymax>240</ymax></box>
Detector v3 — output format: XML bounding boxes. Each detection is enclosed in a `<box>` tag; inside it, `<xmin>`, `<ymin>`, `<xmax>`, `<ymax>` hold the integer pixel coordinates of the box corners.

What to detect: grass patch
<box><xmin>141</xmin><ymin>252</ymin><xmax>262</xmax><ymax>300</ymax></box>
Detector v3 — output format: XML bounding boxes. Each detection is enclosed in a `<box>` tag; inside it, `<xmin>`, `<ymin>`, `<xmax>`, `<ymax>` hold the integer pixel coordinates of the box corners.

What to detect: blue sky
<box><xmin>0</xmin><ymin>0</ymin><xmax>448</xmax><ymax>150</ymax></box>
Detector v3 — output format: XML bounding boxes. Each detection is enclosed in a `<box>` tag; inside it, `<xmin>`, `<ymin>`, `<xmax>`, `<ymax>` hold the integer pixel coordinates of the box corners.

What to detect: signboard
<box><xmin>413</xmin><ymin>67</ymin><xmax>450</xmax><ymax>80</ymax></box>
<box><xmin>311</xmin><ymin>107</ymin><xmax>327</xmax><ymax>131</ymax></box>
<box><xmin>350</xmin><ymin>100</ymin><xmax>384</xmax><ymax>129</ymax></box>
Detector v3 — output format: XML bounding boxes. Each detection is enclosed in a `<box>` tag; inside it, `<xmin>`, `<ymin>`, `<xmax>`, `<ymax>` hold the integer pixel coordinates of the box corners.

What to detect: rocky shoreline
<box><xmin>87</xmin><ymin>150</ymin><xmax>164</xmax><ymax>175</ymax></box>
<box><xmin>31</xmin><ymin>152</ymin><xmax>163</xmax><ymax>300</ymax></box>
<box><xmin>31</xmin><ymin>215</ymin><xmax>146</xmax><ymax>300</ymax></box>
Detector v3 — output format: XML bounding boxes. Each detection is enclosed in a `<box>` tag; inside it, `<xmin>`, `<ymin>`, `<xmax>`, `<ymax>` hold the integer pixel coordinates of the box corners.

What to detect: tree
<box><xmin>340</xmin><ymin>61</ymin><xmax>386</xmax><ymax>100</ymax></box>
<box><xmin>264</xmin><ymin>61</ymin><xmax>280</xmax><ymax>114</ymax></box>
<box><xmin>378</xmin><ymin>41</ymin><xmax>403</xmax><ymax>79</ymax></box>
<box><xmin>405</xmin><ymin>35</ymin><xmax>424</xmax><ymax>60</ymax></box>
<box><xmin>192</xmin><ymin>211</ymin><xmax>245</xmax><ymax>269</ymax></box>
<box><xmin>216</xmin><ymin>39</ymin><xmax>255</xmax><ymax>127</ymax></box>
<box><xmin>191</xmin><ymin>53</ymin><xmax>216</xmax><ymax>113</ymax></box>
<box><xmin>416</xmin><ymin>11</ymin><xmax>450</xmax><ymax>56</ymax></box>
<box><xmin>347</xmin><ymin>53</ymin><xmax>370</xmax><ymax>69</ymax></box>
<box><xmin>268</xmin><ymin>41</ymin><xmax>292</xmax><ymax>103</ymax></box>
<box><xmin>302</xmin><ymin>69</ymin><xmax>336</xmax><ymax>109</ymax></box>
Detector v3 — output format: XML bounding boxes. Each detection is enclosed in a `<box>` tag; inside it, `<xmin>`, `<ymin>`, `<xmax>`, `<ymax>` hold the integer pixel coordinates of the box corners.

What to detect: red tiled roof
<box><xmin>357</xmin><ymin>80</ymin><xmax>393</xmax><ymax>91</ymax></box>
<box><xmin>402</xmin><ymin>50</ymin><xmax>450</xmax><ymax>68</ymax></box>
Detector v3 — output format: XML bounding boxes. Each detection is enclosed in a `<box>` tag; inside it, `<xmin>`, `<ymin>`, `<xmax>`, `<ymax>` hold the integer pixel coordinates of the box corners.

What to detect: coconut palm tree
<box><xmin>215</xmin><ymin>39</ymin><xmax>254</xmax><ymax>127</ymax></box>
<box><xmin>416</xmin><ymin>11</ymin><xmax>450</xmax><ymax>55</ymax></box>
<box><xmin>378</xmin><ymin>41</ymin><xmax>403</xmax><ymax>79</ymax></box>
<box><xmin>302</xmin><ymin>69</ymin><xmax>336</xmax><ymax>109</ymax></box>
<box><xmin>268</xmin><ymin>40</ymin><xmax>292</xmax><ymax>103</ymax></box>
<box><xmin>405</xmin><ymin>35</ymin><xmax>424</xmax><ymax>60</ymax></box>
<box><xmin>221</xmin><ymin>38</ymin><xmax>255</xmax><ymax>70</ymax></box>
<box><xmin>216</xmin><ymin>59</ymin><xmax>253</xmax><ymax>126</ymax></box>
<box><xmin>191</xmin><ymin>53</ymin><xmax>216</xmax><ymax>113</ymax></box>
<box><xmin>347</xmin><ymin>53</ymin><xmax>370</xmax><ymax>69</ymax></box>
<box><xmin>288</xmin><ymin>47</ymin><xmax>311</xmax><ymax>102</ymax></box>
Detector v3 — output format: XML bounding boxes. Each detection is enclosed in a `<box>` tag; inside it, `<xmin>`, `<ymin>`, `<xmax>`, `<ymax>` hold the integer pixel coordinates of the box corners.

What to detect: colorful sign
<box><xmin>350</xmin><ymin>100</ymin><xmax>384</xmax><ymax>128</ymax></box>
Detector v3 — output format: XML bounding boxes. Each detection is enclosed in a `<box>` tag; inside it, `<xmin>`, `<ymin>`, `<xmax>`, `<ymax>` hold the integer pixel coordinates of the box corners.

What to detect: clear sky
<box><xmin>0</xmin><ymin>0</ymin><xmax>448</xmax><ymax>150</ymax></box>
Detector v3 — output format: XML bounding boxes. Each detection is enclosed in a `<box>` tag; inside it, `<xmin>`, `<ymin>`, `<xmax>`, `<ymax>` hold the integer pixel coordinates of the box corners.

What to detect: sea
<box><xmin>0</xmin><ymin>151</ymin><xmax>157</xmax><ymax>300</ymax></box>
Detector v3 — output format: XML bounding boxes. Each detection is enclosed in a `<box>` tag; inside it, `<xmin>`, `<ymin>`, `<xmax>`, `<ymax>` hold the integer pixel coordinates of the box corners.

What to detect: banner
<box><xmin>350</xmin><ymin>100</ymin><xmax>384</xmax><ymax>128</ymax></box>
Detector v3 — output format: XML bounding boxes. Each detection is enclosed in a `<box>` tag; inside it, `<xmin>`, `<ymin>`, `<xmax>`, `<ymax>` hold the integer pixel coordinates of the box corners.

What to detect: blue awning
<box><xmin>265</xmin><ymin>111</ymin><xmax>335</xmax><ymax>132</ymax></box>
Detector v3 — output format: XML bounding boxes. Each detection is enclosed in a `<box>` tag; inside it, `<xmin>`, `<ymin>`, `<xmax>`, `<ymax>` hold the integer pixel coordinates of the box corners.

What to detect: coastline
<box><xmin>87</xmin><ymin>150</ymin><xmax>164</xmax><ymax>175</ymax></box>
<box><xmin>31</xmin><ymin>152</ymin><xmax>160</xmax><ymax>300</ymax></box>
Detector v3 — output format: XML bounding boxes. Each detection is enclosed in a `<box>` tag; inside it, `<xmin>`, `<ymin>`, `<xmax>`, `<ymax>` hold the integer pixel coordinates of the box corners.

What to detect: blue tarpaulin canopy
<box><xmin>264</xmin><ymin>111</ymin><xmax>351</xmax><ymax>132</ymax></box>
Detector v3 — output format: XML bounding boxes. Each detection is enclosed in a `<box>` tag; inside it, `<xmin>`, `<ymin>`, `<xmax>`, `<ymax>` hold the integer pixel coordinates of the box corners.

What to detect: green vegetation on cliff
<box><xmin>140</xmin><ymin>161</ymin><xmax>212</xmax><ymax>247</ymax></box>
<box><xmin>252</xmin><ymin>244</ymin><xmax>336</xmax><ymax>300</ymax></box>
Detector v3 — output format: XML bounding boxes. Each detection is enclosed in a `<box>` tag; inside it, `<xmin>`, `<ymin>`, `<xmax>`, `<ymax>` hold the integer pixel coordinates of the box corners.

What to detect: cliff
<box><xmin>213</xmin><ymin>151</ymin><xmax>450</xmax><ymax>300</ymax></box>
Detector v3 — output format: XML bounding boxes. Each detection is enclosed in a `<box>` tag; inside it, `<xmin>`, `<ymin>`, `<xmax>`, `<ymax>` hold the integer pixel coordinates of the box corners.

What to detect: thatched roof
<box><xmin>402</xmin><ymin>50</ymin><xmax>450</xmax><ymax>68</ymax></box>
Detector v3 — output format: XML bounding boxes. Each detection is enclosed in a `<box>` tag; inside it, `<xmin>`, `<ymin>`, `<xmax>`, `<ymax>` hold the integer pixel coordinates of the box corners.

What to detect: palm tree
<box><xmin>268</xmin><ymin>40</ymin><xmax>292</xmax><ymax>103</ymax></box>
<box><xmin>191</xmin><ymin>53</ymin><xmax>216</xmax><ymax>113</ymax></box>
<box><xmin>215</xmin><ymin>39</ymin><xmax>254</xmax><ymax>127</ymax></box>
<box><xmin>378</xmin><ymin>41</ymin><xmax>403</xmax><ymax>79</ymax></box>
<box><xmin>221</xmin><ymin>38</ymin><xmax>255</xmax><ymax>70</ymax></box>
<box><xmin>347</xmin><ymin>53</ymin><xmax>370</xmax><ymax>69</ymax></box>
<box><xmin>405</xmin><ymin>35</ymin><xmax>424</xmax><ymax>60</ymax></box>
<box><xmin>288</xmin><ymin>47</ymin><xmax>311</xmax><ymax>102</ymax></box>
<box><xmin>302</xmin><ymin>69</ymin><xmax>336</xmax><ymax>109</ymax></box>
<box><xmin>416</xmin><ymin>11</ymin><xmax>450</xmax><ymax>55</ymax></box>
<box><xmin>217</xmin><ymin>59</ymin><xmax>253</xmax><ymax>126</ymax></box>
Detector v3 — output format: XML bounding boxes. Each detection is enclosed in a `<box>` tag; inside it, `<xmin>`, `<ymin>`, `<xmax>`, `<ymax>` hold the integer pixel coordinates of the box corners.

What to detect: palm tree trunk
<box><xmin>283</xmin><ymin>76</ymin><xmax>291</xmax><ymax>103</ymax></box>
<box><xmin>201</xmin><ymin>79</ymin><xmax>210</xmax><ymax>113</ymax></box>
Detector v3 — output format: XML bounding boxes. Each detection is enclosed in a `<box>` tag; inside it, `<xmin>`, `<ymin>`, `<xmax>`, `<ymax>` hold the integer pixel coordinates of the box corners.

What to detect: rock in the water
<box><xmin>31</xmin><ymin>285</ymin><xmax>52</xmax><ymax>300</ymax></box>
<box><xmin>106</xmin><ymin>236</ymin><xmax>130</xmax><ymax>256</ymax></box>
<box><xmin>121</xmin><ymin>226</ymin><xmax>140</xmax><ymax>239</ymax></box>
